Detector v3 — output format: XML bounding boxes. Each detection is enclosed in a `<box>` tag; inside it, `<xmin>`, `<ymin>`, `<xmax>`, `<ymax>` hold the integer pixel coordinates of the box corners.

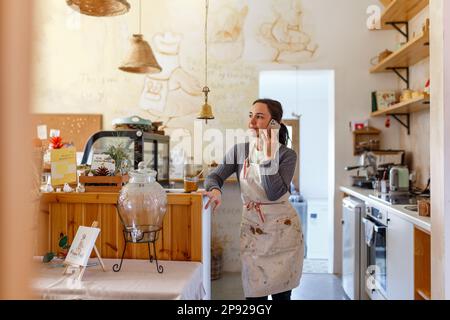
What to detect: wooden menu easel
<box><xmin>63</xmin><ymin>221</ymin><xmax>106</xmax><ymax>281</ymax></box>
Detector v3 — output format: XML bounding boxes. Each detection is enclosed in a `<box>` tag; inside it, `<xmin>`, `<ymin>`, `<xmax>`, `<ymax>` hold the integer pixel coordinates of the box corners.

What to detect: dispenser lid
<box><xmin>129</xmin><ymin>162</ymin><xmax>157</xmax><ymax>183</ymax></box>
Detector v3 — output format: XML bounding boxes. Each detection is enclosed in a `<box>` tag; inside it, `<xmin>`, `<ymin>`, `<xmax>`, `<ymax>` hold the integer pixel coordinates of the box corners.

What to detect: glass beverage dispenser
<box><xmin>114</xmin><ymin>162</ymin><xmax>167</xmax><ymax>273</ymax></box>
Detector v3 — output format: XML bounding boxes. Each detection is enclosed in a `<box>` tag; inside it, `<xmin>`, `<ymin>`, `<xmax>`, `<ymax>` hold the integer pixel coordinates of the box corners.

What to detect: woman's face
<box><xmin>248</xmin><ymin>102</ymin><xmax>271</xmax><ymax>137</ymax></box>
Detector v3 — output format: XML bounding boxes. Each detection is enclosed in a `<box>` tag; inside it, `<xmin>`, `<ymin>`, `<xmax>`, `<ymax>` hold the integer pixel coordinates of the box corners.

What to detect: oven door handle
<box><xmin>362</xmin><ymin>217</ymin><xmax>387</xmax><ymax>233</ymax></box>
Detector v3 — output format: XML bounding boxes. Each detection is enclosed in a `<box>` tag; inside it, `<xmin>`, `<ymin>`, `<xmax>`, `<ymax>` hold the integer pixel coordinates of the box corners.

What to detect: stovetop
<box><xmin>353</xmin><ymin>180</ymin><xmax>374</xmax><ymax>189</ymax></box>
<box><xmin>369</xmin><ymin>192</ymin><xmax>418</xmax><ymax>205</ymax></box>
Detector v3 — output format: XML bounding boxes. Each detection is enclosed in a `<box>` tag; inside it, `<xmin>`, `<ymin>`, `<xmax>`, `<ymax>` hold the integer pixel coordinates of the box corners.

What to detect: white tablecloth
<box><xmin>32</xmin><ymin>258</ymin><xmax>205</xmax><ymax>300</ymax></box>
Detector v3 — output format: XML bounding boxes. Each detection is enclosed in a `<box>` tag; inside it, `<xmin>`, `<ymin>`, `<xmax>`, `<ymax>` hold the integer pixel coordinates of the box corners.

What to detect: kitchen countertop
<box><xmin>39</xmin><ymin>191</ymin><xmax>206</xmax><ymax>203</ymax></box>
<box><xmin>340</xmin><ymin>186</ymin><xmax>431</xmax><ymax>233</ymax></box>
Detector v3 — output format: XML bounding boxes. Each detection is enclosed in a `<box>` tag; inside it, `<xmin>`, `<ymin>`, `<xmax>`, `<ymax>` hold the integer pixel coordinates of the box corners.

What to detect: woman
<box><xmin>204</xmin><ymin>98</ymin><xmax>304</xmax><ymax>300</ymax></box>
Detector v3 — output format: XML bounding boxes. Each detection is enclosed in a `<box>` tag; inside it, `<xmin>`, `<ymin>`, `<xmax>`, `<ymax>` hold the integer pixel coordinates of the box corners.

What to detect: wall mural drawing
<box><xmin>210</xmin><ymin>5</ymin><xmax>249</xmax><ymax>62</ymax></box>
<box><xmin>139</xmin><ymin>32</ymin><xmax>202</xmax><ymax>129</ymax></box>
<box><xmin>260</xmin><ymin>0</ymin><xmax>318</xmax><ymax>63</ymax></box>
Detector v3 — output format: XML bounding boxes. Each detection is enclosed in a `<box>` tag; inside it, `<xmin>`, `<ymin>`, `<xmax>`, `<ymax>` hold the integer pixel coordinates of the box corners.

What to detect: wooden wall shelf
<box><xmin>371</xmin><ymin>96</ymin><xmax>430</xmax><ymax>117</ymax></box>
<box><xmin>353</xmin><ymin>127</ymin><xmax>381</xmax><ymax>135</ymax></box>
<box><xmin>352</xmin><ymin>126</ymin><xmax>381</xmax><ymax>155</ymax></box>
<box><xmin>370</xmin><ymin>30</ymin><xmax>429</xmax><ymax>73</ymax></box>
<box><xmin>378</xmin><ymin>0</ymin><xmax>429</xmax><ymax>30</ymax></box>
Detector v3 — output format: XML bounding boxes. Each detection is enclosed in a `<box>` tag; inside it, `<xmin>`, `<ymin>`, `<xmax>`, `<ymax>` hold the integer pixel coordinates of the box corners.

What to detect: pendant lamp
<box><xmin>119</xmin><ymin>0</ymin><xmax>162</xmax><ymax>74</ymax></box>
<box><xmin>66</xmin><ymin>0</ymin><xmax>130</xmax><ymax>17</ymax></box>
<box><xmin>197</xmin><ymin>0</ymin><xmax>214</xmax><ymax>123</ymax></box>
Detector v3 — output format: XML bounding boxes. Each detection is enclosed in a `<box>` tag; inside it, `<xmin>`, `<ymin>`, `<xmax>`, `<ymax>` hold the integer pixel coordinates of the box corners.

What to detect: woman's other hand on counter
<box><xmin>203</xmin><ymin>189</ymin><xmax>222</xmax><ymax>213</ymax></box>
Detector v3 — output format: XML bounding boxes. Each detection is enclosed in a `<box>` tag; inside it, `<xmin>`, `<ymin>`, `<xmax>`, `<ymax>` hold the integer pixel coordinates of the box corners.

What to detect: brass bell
<box><xmin>119</xmin><ymin>34</ymin><xmax>162</xmax><ymax>74</ymax></box>
<box><xmin>198</xmin><ymin>103</ymin><xmax>215</xmax><ymax>121</ymax></box>
<box><xmin>198</xmin><ymin>86</ymin><xmax>214</xmax><ymax>123</ymax></box>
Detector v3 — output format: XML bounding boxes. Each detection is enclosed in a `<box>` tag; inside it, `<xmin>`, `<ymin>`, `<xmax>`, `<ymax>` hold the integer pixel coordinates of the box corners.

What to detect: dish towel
<box><xmin>364</xmin><ymin>219</ymin><xmax>376</xmax><ymax>246</ymax></box>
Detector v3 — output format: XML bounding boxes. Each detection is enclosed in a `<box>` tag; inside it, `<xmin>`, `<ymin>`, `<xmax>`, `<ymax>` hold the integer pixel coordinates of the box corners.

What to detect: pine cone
<box><xmin>95</xmin><ymin>166</ymin><xmax>110</xmax><ymax>176</ymax></box>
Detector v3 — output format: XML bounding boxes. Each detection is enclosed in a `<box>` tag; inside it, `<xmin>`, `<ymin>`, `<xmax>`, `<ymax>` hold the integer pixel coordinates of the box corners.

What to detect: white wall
<box><xmin>259</xmin><ymin>70</ymin><xmax>332</xmax><ymax>260</ymax></box>
<box><xmin>259</xmin><ymin>70</ymin><xmax>332</xmax><ymax>199</ymax></box>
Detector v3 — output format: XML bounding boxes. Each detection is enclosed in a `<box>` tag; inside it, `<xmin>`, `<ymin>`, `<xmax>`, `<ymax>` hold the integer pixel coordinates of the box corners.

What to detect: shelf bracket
<box><xmin>387</xmin><ymin>67</ymin><xmax>410</xmax><ymax>89</ymax></box>
<box><xmin>385</xmin><ymin>22</ymin><xmax>409</xmax><ymax>41</ymax></box>
<box><xmin>391</xmin><ymin>113</ymin><xmax>410</xmax><ymax>135</ymax></box>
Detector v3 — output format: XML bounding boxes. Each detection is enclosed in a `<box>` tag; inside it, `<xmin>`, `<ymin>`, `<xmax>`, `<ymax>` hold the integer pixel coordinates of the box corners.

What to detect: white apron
<box><xmin>239</xmin><ymin>146</ymin><xmax>304</xmax><ymax>298</ymax></box>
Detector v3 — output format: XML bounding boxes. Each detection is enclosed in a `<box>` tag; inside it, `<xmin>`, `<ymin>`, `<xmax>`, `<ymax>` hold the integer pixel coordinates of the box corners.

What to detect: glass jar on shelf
<box><xmin>183</xmin><ymin>157</ymin><xmax>202</xmax><ymax>193</ymax></box>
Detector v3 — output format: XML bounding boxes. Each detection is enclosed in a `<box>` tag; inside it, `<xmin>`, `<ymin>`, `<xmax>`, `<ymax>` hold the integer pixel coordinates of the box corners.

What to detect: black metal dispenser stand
<box><xmin>113</xmin><ymin>228</ymin><xmax>164</xmax><ymax>274</ymax></box>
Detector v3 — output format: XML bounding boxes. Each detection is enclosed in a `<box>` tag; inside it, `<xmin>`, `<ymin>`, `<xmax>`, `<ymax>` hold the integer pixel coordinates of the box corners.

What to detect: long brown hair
<box><xmin>253</xmin><ymin>98</ymin><xmax>290</xmax><ymax>145</ymax></box>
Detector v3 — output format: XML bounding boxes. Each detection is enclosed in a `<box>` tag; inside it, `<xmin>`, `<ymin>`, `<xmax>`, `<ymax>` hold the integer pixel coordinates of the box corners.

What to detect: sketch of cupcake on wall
<box><xmin>209</xmin><ymin>5</ymin><xmax>248</xmax><ymax>63</ymax></box>
<box><xmin>259</xmin><ymin>0</ymin><xmax>318</xmax><ymax>63</ymax></box>
<box><xmin>139</xmin><ymin>32</ymin><xmax>202</xmax><ymax>129</ymax></box>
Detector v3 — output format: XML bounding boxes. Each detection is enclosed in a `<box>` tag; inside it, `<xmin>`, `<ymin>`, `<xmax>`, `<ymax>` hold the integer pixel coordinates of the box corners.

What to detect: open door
<box><xmin>283</xmin><ymin>118</ymin><xmax>300</xmax><ymax>191</ymax></box>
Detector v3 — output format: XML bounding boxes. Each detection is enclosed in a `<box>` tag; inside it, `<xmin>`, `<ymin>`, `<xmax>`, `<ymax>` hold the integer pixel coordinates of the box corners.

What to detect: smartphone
<box><xmin>268</xmin><ymin>119</ymin><xmax>281</xmax><ymax>130</ymax></box>
<box><xmin>266</xmin><ymin>119</ymin><xmax>281</xmax><ymax>139</ymax></box>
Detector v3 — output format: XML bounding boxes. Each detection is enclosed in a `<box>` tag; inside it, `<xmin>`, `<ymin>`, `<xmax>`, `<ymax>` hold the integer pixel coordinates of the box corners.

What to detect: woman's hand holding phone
<box><xmin>262</xmin><ymin>119</ymin><xmax>280</xmax><ymax>160</ymax></box>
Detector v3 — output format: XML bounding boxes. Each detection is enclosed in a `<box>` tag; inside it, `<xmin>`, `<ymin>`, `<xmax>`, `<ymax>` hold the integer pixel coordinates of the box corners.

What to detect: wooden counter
<box><xmin>38</xmin><ymin>192</ymin><xmax>203</xmax><ymax>262</ymax></box>
<box><xmin>414</xmin><ymin>227</ymin><xmax>431</xmax><ymax>300</ymax></box>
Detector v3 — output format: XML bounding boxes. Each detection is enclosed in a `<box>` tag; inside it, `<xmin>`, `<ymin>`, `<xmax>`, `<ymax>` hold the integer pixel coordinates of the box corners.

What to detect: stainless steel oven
<box><xmin>362</xmin><ymin>204</ymin><xmax>388</xmax><ymax>300</ymax></box>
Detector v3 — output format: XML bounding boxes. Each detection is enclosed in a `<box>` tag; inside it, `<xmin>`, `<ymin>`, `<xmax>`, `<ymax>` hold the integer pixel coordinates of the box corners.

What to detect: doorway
<box><xmin>259</xmin><ymin>69</ymin><xmax>335</xmax><ymax>274</ymax></box>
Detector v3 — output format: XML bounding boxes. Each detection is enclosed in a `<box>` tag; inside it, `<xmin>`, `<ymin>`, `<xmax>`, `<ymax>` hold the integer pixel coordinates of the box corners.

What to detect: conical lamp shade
<box><xmin>119</xmin><ymin>34</ymin><xmax>162</xmax><ymax>74</ymax></box>
<box><xmin>197</xmin><ymin>102</ymin><xmax>215</xmax><ymax>120</ymax></box>
<box><xmin>66</xmin><ymin>0</ymin><xmax>130</xmax><ymax>17</ymax></box>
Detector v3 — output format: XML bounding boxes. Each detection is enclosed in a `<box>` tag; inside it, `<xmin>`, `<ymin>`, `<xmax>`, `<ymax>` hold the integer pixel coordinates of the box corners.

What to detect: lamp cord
<box><xmin>205</xmin><ymin>0</ymin><xmax>209</xmax><ymax>88</ymax></box>
<box><xmin>139</xmin><ymin>0</ymin><xmax>142</xmax><ymax>34</ymax></box>
<box><xmin>295</xmin><ymin>66</ymin><xmax>299</xmax><ymax>111</ymax></box>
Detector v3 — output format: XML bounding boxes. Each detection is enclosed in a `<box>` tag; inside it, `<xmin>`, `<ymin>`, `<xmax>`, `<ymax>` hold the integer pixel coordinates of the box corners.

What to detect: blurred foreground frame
<box><xmin>0</xmin><ymin>0</ymin><xmax>35</xmax><ymax>299</ymax></box>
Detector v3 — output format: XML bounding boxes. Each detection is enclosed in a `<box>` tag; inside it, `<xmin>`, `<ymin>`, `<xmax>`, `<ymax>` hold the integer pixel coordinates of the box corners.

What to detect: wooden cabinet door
<box><xmin>42</xmin><ymin>193</ymin><xmax>203</xmax><ymax>262</ymax></box>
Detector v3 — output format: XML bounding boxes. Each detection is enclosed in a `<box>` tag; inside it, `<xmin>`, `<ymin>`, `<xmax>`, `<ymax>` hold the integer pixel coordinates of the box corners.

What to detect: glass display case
<box><xmin>81</xmin><ymin>130</ymin><xmax>170</xmax><ymax>187</ymax></box>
